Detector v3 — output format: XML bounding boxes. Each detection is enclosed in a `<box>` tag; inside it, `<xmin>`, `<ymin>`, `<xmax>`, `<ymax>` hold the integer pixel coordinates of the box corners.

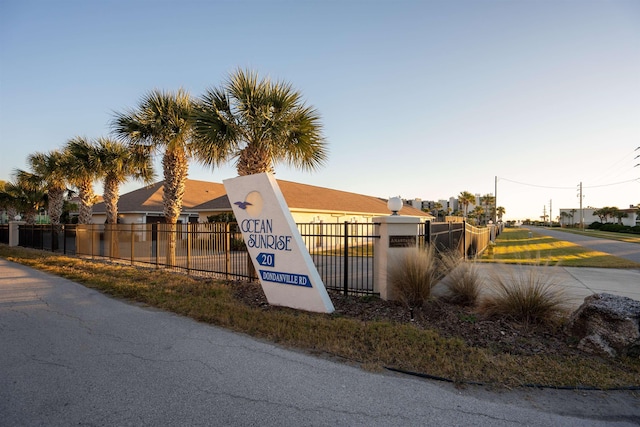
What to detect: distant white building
<box><xmin>559</xmin><ymin>205</ymin><xmax>639</xmax><ymax>227</ymax></box>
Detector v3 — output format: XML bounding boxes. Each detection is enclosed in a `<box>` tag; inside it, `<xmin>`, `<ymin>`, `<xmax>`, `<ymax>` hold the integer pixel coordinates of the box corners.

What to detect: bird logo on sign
<box><xmin>233</xmin><ymin>191</ymin><xmax>263</xmax><ymax>217</ymax></box>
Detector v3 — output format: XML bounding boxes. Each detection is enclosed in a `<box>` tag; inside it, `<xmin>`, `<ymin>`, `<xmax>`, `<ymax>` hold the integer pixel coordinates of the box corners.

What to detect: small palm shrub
<box><xmin>440</xmin><ymin>252</ymin><xmax>483</xmax><ymax>306</ymax></box>
<box><xmin>388</xmin><ymin>246</ymin><xmax>442</xmax><ymax>309</ymax></box>
<box><xmin>478</xmin><ymin>267</ymin><xmax>568</xmax><ymax>326</ymax></box>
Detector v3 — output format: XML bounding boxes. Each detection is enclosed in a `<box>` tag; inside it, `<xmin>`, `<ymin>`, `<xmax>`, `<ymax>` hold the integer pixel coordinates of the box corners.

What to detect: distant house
<box><xmin>91</xmin><ymin>179</ymin><xmax>433</xmax><ymax>224</ymax></box>
<box><xmin>558</xmin><ymin>206</ymin><xmax>639</xmax><ymax>227</ymax></box>
<box><xmin>91</xmin><ymin>180</ymin><xmax>227</xmax><ymax>224</ymax></box>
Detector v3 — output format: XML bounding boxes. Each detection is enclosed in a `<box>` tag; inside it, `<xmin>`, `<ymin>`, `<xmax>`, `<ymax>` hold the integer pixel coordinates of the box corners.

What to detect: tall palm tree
<box><xmin>26</xmin><ymin>150</ymin><xmax>68</xmax><ymax>225</ymax></box>
<box><xmin>93</xmin><ymin>137</ymin><xmax>153</xmax><ymax>225</ymax></box>
<box><xmin>112</xmin><ymin>89</ymin><xmax>205</xmax><ymax>265</ymax></box>
<box><xmin>93</xmin><ymin>138</ymin><xmax>153</xmax><ymax>257</ymax></box>
<box><xmin>63</xmin><ymin>137</ymin><xmax>99</xmax><ymax>224</ymax></box>
<box><xmin>458</xmin><ymin>191</ymin><xmax>476</xmax><ymax>219</ymax></box>
<box><xmin>193</xmin><ymin>68</ymin><xmax>328</xmax><ymax>176</ymax></box>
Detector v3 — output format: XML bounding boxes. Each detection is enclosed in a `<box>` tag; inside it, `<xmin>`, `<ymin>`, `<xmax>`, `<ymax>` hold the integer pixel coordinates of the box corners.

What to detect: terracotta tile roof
<box><xmin>93</xmin><ymin>178</ymin><xmax>431</xmax><ymax>218</ymax></box>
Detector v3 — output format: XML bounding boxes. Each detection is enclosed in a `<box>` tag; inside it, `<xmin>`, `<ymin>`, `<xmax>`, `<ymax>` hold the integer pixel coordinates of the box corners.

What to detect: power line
<box><xmin>498</xmin><ymin>177</ymin><xmax>639</xmax><ymax>190</ymax></box>
<box><xmin>584</xmin><ymin>178</ymin><xmax>639</xmax><ymax>188</ymax></box>
<box><xmin>498</xmin><ymin>177</ymin><xmax>575</xmax><ymax>190</ymax></box>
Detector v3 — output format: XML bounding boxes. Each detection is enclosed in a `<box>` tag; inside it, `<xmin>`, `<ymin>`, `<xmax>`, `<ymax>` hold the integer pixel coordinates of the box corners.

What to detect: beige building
<box><xmin>91</xmin><ymin>179</ymin><xmax>433</xmax><ymax>224</ymax></box>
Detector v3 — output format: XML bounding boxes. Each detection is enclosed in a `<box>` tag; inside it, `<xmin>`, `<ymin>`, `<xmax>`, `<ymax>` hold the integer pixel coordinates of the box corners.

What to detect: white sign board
<box><xmin>224</xmin><ymin>173</ymin><xmax>335</xmax><ymax>313</ymax></box>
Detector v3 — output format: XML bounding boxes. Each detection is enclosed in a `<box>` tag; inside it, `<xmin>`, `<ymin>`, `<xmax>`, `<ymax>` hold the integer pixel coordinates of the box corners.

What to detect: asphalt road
<box><xmin>2</xmin><ymin>259</ymin><xmax>639</xmax><ymax>426</ymax></box>
<box><xmin>527</xmin><ymin>226</ymin><xmax>640</xmax><ymax>264</ymax></box>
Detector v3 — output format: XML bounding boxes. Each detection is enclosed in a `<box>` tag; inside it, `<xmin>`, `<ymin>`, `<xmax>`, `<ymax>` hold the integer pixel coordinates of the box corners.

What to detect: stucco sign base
<box><xmin>224</xmin><ymin>173</ymin><xmax>334</xmax><ymax>314</ymax></box>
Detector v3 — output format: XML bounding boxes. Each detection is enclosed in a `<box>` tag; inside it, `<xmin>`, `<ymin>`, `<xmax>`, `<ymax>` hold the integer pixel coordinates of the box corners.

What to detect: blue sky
<box><xmin>1</xmin><ymin>0</ymin><xmax>639</xmax><ymax>220</ymax></box>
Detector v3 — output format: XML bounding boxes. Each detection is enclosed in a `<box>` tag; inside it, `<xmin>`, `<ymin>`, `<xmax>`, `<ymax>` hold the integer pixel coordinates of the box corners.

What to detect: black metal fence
<box><xmin>297</xmin><ymin>222</ymin><xmax>378</xmax><ymax>295</ymax></box>
<box><xmin>0</xmin><ymin>224</ymin><xmax>8</xmax><ymax>245</ymax></box>
<box><xmin>68</xmin><ymin>222</ymin><xmax>380</xmax><ymax>294</ymax></box>
<box><xmin>16</xmin><ymin>224</ymin><xmax>77</xmax><ymax>254</ymax></box>
<box><xmin>7</xmin><ymin>220</ymin><xmax>493</xmax><ymax>295</ymax></box>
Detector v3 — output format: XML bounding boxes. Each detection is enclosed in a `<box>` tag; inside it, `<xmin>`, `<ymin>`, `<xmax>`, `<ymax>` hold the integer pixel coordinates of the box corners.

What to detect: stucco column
<box><xmin>9</xmin><ymin>221</ymin><xmax>25</xmax><ymax>247</ymax></box>
<box><xmin>373</xmin><ymin>215</ymin><xmax>422</xmax><ymax>300</ymax></box>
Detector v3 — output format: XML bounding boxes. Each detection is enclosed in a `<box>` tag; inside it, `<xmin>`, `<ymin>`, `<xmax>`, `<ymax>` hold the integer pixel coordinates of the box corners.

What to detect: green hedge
<box><xmin>588</xmin><ymin>222</ymin><xmax>640</xmax><ymax>234</ymax></box>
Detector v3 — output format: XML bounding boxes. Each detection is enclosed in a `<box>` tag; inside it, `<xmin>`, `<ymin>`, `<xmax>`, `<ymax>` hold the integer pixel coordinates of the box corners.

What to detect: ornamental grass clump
<box><xmin>479</xmin><ymin>266</ymin><xmax>568</xmax><ymax>326</ymax></box>
<box><xmin>387</xmin><ymin>246</ymin><xmax>443</xmax><ymax>310</ymax></box>
<box><xmin>440</xmin><ymin>252</ymin><xmax>483</xmax><ymax>307</ymax></box>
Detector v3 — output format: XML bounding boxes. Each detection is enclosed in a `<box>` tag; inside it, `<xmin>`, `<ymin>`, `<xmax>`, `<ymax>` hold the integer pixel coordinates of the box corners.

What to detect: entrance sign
<box><xmin>224</xmin><ymin>173</ymin><xmax>335</xmax><ymax>313</ymax></box>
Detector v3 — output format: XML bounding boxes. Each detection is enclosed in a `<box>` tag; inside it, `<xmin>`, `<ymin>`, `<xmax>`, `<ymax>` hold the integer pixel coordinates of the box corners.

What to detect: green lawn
<box><xmin>480</xmin><ymin>228</ymin><xmax>640</xmax><ymax>268</ymax></box>
<box><xmin>549</xmin><ymin>227</ymin><xmax>640</xmax><ymax>244</ymax></box>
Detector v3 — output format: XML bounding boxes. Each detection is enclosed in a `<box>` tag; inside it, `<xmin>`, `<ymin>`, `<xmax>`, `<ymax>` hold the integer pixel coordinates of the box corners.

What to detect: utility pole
<box><xmin>577</xmin><ymin>182</ymin><xmax>584</xmax><ymax>231</ymax></box>
<box><xmin>494</xmin><ymin>176</ymin><xmax>498</xmax><ymax>223</ymax></box>
<box><xmin>549</xmin><ymin>199</ymin><xmax>552</xmax><ymax>228</ymax></box>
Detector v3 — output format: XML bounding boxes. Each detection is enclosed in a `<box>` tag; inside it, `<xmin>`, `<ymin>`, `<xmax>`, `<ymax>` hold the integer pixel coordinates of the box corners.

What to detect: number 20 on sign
<box><xmin>257</xmin><ymin>253</ymin><xmax>275</xmax><ymax>267</ymax></box>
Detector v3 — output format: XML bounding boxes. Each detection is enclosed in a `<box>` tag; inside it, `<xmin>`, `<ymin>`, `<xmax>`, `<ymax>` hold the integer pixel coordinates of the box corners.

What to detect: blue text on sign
<box><xmin>259</xmin><ymin>270</ymin><xmax>312</xmax><ymax>288</ymax></box>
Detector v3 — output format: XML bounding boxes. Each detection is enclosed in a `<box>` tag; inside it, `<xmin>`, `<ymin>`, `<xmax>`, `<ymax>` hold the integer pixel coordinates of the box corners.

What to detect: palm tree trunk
<box><xmin>104</xmin><ymin>177</ymin><xmax>120</xmax><ymax>258</ymax></box>
<box><xmin>24</xmin><ymin>207</ymin><xmax>37</xmax><ymax>224</ymax></box>
<box><xmin>48</xmin><ymin>186</ymin><xmax>65</xmax><ymax>225</ymax></box>
<box><xmin>78</xmin><ymin>180</ymin><xmax>96</xmax><ymax>224</ymax></box>
<box><xmin>237</xmin><ymin>145</ymin><xmax>273</xmax><ymax>176</ymax></box>
<box><xmin>162</xmin><ymin>148</ymin><xmax>188</xmax><ymax>267</ymax></box>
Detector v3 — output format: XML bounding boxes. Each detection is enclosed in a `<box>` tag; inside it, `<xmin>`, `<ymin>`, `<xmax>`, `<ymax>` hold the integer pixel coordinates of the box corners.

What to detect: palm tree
<box><xmin>26</xmin><ymin>150</ymin><xmax>68</xmax><ymax>225</ymax></box>
<box><xmin>470</xmin><ymin>205</ymin><xmax>484</xmax><ymax>226</ymax></box>
<box><xmin>112</xmin><ymin>89</ymin><xmax>205</xmax><ymax>265</ymax></box>
<box><xmin>615</xmin><ymin>210</ymin><xmax>628</xmax><ymax>225</ymax></box>
<box><xmin>92</xmin><ymin>137</ymin><xmax>154</xmax><ymax>256</ymax></box>
<box><xmin>433</xmin><ymin>202</ymin><xmax>443</xmax><ymax>221</ymax></box>
<box><xmin>496</xmin><ymin>206</ymin><xmax>506</xmax><ymax>221</ymax></box>
<box><xmin>480</xmin><ymin>194</ymin><xmax>495</xmax><ymax>224</ymax></box>
<box><xmin>458</xmin><ymin>191</ymin><xmax>476</xmax><ymax>219</ymax></box>
<box><xmin>63</xmin><ymin>137</ymin><xmax>100</xmax><ymax>224</ymax></box>
<box><xmin>193</xmin><ymin>68</ymin><xmax>328</xmax><ymax>176</ymax></box>
<box><xmin>7</xmin><ymin>172</ymin><xmax>47</xmax><ymax>224</ymax></box>
<box><xmin>593</xmin><ymin>209</ymin><xmax>606</xmax><ymax>223</ymax></box>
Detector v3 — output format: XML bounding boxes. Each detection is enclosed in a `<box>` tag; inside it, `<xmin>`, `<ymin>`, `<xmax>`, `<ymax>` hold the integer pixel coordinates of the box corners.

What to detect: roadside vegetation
<box><xmin>2</xmin><ymin>243</ymin><xmax>639</xmax><ymax>390</ymax></box>
<box><xmin>550</xmin><ymin>227</ymin><xmax>640</xmax><ymax>244</ymax></box>
<box><xmin>481</xmin><ymin>228</ymin><xmax>640</xmax><ymax>268</ymax></box>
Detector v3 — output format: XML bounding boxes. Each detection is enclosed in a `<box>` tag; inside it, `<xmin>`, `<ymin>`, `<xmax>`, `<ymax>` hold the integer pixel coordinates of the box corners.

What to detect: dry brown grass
<box><xmin>2</xmin><ymin>245</ymin><xmax>639</xmax><ymax>389</ymax></box>
<box><xmin>387</xmin><ymin>246</ymin><xmax>443</xmax><ymax>308</ymax></box>
<box><xmin>440</xmin><ymin>253</ymin><xmax>483</xmax><ymax>306</ymax></box>
<box><xmin>479</xmin><ymin>266</ymin><xmax>568</xmax><ymax>326</ymax></box>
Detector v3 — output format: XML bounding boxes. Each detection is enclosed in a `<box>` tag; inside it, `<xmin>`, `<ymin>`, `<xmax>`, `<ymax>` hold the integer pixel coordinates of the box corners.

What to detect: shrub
<box><xmin>588</xmin><ymin>222</ymin><xmax>603</xmax><ymax>230</ymax></box>
<box><xmin>478</xmin><ymin>266</ymin><xmax>568</xmax><ymax>326</ymax></box>
<box><xmin>600</xmin><ymin>223</ymin><xmax>627</xmax><ymax>233</ymax></box>
<box><xmin>387</xmin><ymin>246</ymin><xmax>442</xmax><ymax>309</ymax></box>
<box><xmin>440</xmin><ymin>252</ymin><xmax>483</xmax><ymax>306</ymax></box>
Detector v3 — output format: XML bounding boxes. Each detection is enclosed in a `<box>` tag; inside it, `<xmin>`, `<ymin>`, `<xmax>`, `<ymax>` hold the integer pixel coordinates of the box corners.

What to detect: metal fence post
<box><xmin>186</xmin><ymin>223</ymin><xmax>191</xmax><ymax>274</ymax></box>
<box><xmin>425</xmin><ymin>220</ymin><xmax>431</xmax><ymax>246</ymax></box>
<box><xmin>343</xmin><ymin>221</ymin><xmax>349</xmax><ymax>296</ymax></box>
<box><xmin>225</xmin><ymin>222</ymin><xmax>231</xmax><ymax>278</ymax></box>
<box><xmin>155</xmin><ymin>223</ymin><xmax>160</xmax><ymax>269</ymax></box>
<box><xmin>130</xmin><ymin>223</ymin><xmax>135</xmax><ymax>266</ymax></box>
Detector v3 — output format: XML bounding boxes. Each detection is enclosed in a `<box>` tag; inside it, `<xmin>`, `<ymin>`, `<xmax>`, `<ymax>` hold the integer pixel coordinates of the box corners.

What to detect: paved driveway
<box><xmin>1</xmin><ymin>259</ymin><xmax>638</xmax><ymax>426</ymax></box>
